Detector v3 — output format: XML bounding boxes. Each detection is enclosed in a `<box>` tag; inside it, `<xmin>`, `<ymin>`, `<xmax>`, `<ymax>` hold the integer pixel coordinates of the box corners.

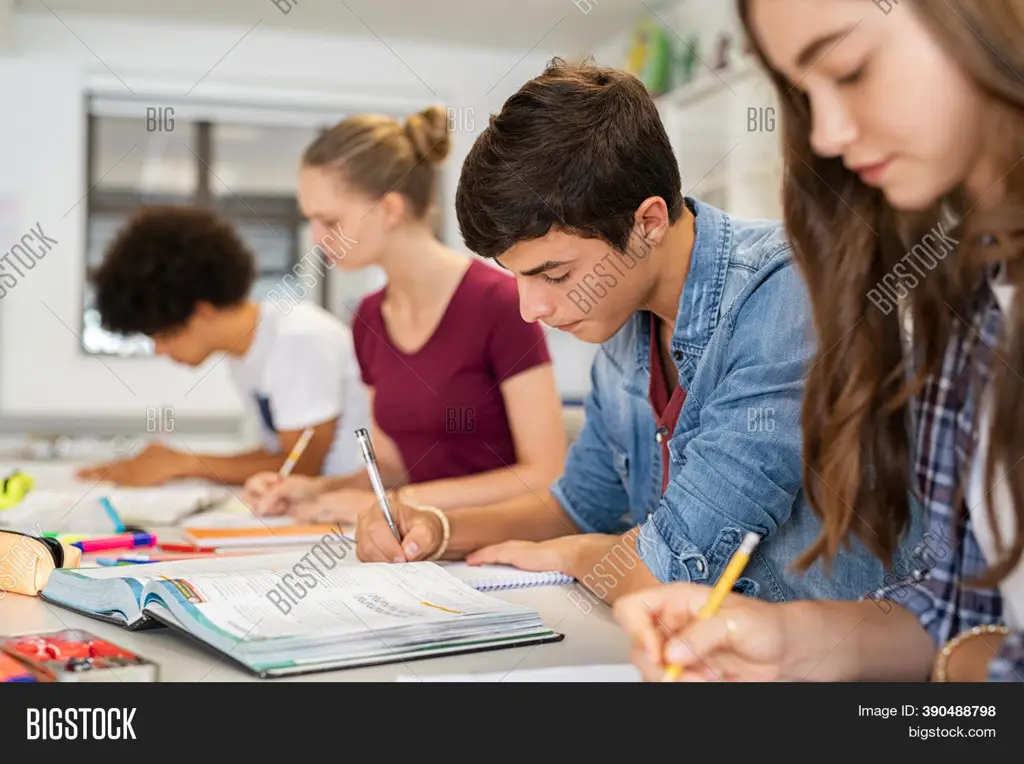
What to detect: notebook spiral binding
<box><xmin>474</xmin><ymin>571</ymin><xmax>572</xmax><ymax>591</ymax></box>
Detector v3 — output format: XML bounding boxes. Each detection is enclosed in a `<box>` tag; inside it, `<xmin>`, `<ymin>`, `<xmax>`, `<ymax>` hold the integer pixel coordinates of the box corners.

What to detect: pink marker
<box><xmin>71</xmin><ymin>533</ymin><xmax>157</xmax><ymax>553</ymax></box>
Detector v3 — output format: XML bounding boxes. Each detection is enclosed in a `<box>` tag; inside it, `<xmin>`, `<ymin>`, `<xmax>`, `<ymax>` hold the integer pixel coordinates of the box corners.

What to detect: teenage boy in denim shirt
<box><xmin>354</xmin><ymin>61</ymin><xmax>918</xmax><ymax>604</ymax></box>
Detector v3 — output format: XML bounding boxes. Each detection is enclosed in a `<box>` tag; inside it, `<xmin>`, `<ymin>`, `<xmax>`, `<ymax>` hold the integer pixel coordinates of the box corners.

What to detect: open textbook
<box><xmin>39</xmin><ymin>552</ymin><xmax>563</xmax><ymax>677</ymax></box>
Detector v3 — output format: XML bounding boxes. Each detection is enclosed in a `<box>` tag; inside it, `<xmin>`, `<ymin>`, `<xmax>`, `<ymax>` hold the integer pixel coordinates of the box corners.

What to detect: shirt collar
<box><xmin>671</xmin><ymin>196</ymin><xmax>731</xmax><ymax>357</ymax></box>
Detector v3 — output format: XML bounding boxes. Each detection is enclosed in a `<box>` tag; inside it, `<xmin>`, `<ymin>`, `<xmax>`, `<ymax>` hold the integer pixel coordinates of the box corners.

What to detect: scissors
<box><xmin>0</xmin><ymin>470</ymin><xmax>35</xmax><ymax>510</ymax></box>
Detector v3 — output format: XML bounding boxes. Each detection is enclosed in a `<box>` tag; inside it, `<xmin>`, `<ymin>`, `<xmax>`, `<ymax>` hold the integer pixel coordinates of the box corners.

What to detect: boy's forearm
<box><xmin>553</xmin><ymin>528</ymin><xmax>662</xmax><ymax>605</ymax></box>
<box><xmin>441</xmin><ymin>490</ymin><xmax>581</xmax><ymax>558</ymax></box>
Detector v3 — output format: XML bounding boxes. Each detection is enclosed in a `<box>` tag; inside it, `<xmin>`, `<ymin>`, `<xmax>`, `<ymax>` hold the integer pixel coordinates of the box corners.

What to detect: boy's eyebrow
<box><xmin>519</xmin><ymin>260</ymin><xmax>570</xmax><ymax>277</ymax></box>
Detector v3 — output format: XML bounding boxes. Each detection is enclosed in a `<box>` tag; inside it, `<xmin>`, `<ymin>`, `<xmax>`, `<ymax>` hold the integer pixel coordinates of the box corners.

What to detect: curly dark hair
<box><xmin>90</xmin><ymin>205</ymin><xmax>256</xmax><ymax>336</ymax></box>
<box><xmin>455</xmin><ymin>58</ymin><xmax>683</xmax><ymax>258</ymax></box>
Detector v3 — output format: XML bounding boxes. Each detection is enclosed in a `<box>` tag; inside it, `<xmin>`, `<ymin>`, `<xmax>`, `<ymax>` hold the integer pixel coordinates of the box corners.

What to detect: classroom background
<box><xmin>0</xmin><ymin>0</ymin><xmax>783</xmax><ymax>461</ymax></box>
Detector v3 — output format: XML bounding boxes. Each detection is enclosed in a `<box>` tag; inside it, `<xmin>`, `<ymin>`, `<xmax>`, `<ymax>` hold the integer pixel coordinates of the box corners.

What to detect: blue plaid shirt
<box><xmin>866</xmin><ymin>280</ymin><xmax>1023</xmax><ymax>681</ymax></box>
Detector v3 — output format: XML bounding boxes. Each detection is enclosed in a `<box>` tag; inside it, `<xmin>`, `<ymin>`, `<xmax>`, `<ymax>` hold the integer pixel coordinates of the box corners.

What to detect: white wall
<box><xmin>591</xmin><ymin>0</ymin><xmax>783</xmax><ymax>222</ymax></box>
<box><xmin>0</xmin><ymin>10</ymin><xmax>598</xmax><ymax>432</ymax></box>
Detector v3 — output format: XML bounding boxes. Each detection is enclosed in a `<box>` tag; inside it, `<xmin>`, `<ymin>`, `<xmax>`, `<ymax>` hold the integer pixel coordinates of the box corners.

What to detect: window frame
<box><xmin>80</xmin><ymin>111</ymin><xmax>325</xmax><ymax>357</ymax></box>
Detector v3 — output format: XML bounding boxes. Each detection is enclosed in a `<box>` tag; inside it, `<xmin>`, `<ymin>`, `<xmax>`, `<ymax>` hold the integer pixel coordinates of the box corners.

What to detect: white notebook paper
<box><xmin>0</xmin><ymin>485</ymin><xmax>227</xmax><ymax>532</ymax></box>
<box><xmin>441</xmin><ymin>563</ymin><xmax>574</xmax><ymax>591</ymax></box>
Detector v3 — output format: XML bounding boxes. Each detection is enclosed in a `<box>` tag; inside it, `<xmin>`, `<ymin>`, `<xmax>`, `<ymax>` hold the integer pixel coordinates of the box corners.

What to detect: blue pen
<box><xmin>96</xmin><ymin>557</ymin><xmax>157</xmax><ymax>566</ymax></box>
<box><xmin>98</xmin><ymin>496</ymin><xmax>125</xmax><ymax>533</ymax></box>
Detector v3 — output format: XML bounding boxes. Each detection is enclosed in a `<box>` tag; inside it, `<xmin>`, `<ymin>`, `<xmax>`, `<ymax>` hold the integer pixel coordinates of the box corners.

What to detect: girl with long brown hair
<box><xmin>614</xmin><ymin>0</ymin><xmax>1024</xmax><ymax>681</ymax></box>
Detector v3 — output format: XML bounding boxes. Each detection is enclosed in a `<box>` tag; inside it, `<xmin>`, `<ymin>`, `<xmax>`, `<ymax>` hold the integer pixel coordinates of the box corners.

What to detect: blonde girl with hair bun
<box><xmin>243</xmin><ymin>105</ymin><xmax>567</xmax><ymax>528</ymax></box>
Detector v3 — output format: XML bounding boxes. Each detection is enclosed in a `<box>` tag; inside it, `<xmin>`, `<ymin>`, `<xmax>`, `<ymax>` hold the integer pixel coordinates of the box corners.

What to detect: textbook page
<box><xmin>147</xmin><ymin>561</ymin><xmax>534</xmax><ymax>641</ymax></box>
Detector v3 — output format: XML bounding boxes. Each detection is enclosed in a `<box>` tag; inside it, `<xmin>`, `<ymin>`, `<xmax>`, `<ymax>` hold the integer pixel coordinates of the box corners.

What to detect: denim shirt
<box><xmin>552</xmin><ymin>198</ymin><xmax>921</xmax><ymax>602</ymax></box>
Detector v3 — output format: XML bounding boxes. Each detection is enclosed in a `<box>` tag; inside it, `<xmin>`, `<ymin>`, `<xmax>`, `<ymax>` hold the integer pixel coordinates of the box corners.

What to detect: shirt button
<box><xmin>672</xmin><ymin>350</ymin><xmax>684</xmax><ymax>362</ymax></box>
<box><xmin>695</xmin><ymin>559</ymin><xmax>706</xmax><ymax>574</ymax></box>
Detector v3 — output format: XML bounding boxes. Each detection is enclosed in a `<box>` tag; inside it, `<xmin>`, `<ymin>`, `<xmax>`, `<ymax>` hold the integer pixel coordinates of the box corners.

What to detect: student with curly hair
<box><xmin>77</xmin><ymin>205</ymin><xmax>371</xmax><ymax>486</ymax></box>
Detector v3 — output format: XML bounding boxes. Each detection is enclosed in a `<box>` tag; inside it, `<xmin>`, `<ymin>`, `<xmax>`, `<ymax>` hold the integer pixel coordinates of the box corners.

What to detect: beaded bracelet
<box><xmin>933</xmin><ymin>624</ymin><xmax>1010</xmax><ymax>682</ymax></box>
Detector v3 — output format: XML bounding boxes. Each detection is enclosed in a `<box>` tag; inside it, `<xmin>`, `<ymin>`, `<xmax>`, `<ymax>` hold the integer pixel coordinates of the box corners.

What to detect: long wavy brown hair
<box><xmin>738</xmin><ymin>0</ymin><xmax>1024</xmax><ymax>584</ymax></box>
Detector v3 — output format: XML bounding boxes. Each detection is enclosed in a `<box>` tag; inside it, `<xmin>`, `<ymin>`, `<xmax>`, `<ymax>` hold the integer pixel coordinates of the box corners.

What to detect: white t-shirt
<box><xmin>966</xmin><ymin>271</ymin><xmax>1023</xmax><ymax>628</ymax></box>
<box><xmin>228</xmin><ymin>300</ymin><xmax>370</xmax><ymax>476</ymax></box>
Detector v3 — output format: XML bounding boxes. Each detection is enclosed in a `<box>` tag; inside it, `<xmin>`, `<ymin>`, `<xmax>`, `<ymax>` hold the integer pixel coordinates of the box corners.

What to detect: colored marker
<box><xmin>98</xmin><ymin>496</ymin><xmax>125</xmax><ymax>533</ymax></box>
<box><xmin>159</xmin><ymin>543</ymin><xmax>217</xmax><ymax>553</ymax></box>
<box><xmin>42</xmin><ymin>533</ymin><xmax>90</xmax><ymax>543</ymax></box>
<box><xmin>72</xmin><ymin>532</ymin><xmax>156</xmax><ymax>553</ymax></box>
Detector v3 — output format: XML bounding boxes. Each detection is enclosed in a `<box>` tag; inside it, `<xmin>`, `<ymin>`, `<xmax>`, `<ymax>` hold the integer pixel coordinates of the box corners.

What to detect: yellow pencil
<box><xmin>661</xmin><ymin>531</ymin><xmax>761</xmax><ymax>682</ymax></box>
<box><xmin>279</xmin><ymin>428</ymin><xmax>315</xmax><ymax>478</ymax></box>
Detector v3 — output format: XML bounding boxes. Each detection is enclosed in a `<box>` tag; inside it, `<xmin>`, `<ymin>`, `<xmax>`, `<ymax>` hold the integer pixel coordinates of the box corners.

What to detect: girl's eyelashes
<box><xmin>542</xmin><ymin>272</ymin><xmax>571</xmax><ymax>285</ymax></box>
<box><xmin>836</xmin><ymin>62</ymin><xmax>867</xmax><ymax>86</ymax></box>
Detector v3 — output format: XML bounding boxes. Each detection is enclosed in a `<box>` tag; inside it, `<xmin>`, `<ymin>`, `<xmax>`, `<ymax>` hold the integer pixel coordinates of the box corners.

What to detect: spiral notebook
<box><xmin>441</xmin><ymin>563</ymin><xmax>574</xmax><ymax>591</ymax></box>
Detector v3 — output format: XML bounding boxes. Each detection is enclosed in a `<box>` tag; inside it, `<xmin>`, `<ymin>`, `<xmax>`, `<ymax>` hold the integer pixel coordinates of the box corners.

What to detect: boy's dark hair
<box><xmin>456</xmin><ymin>58</ymin><xmax>684</xmax><ymax>258</ymax></box>
<box><xmin>90</xmin><ymin>205</ymin><xmax>255</xmax><ymax>336</ymax></box>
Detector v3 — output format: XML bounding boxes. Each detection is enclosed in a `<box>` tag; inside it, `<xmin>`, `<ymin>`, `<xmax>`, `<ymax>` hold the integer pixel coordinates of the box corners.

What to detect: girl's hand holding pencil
<box><xmin>613</xmin><ymin>533</ymin><xmax>798</xmax><ymax>682</ymax></box>
<box><xmin>612</xmin><ymin>579</ymin><xmax>790</xmax><ymax>682</ymax></box>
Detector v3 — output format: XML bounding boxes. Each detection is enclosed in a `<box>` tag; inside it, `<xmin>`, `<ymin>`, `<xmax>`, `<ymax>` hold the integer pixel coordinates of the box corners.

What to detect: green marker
<box><xmin>41</xmin><ymin>533</ymin><xmax>89</xmax><ymax>543</ymax></box>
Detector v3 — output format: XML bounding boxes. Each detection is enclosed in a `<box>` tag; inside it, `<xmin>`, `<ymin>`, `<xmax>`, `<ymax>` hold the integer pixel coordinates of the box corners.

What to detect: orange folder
<box><xmin>182</xmin><ymin>523</ymin><xmax>350</xmax><ymax>548</ymax></box>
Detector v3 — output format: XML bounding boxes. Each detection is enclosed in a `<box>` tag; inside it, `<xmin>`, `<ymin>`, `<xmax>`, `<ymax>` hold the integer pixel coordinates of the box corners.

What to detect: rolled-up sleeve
<box><xmin>990</xmin><ymin>632</ymin><xmax>1024</xmax><ymax>681</ymax></box>
<box><xmin>636</xmin><ymin>262</ymin><xmax>811</xmax><ymax>584</ymax></box>
<box><xmin>864</xmin><ymin>570</ymin><xmax>949</xmax><ymax>637</ymax></box>
<box><xmin>863</xmin><ymin>532</ymin><xmax>1023</xmax><ymax>681</ymax></box>
<box><xmin>861</xmin><ymin>507</ymin><xmax>957</xmax><ymax>643</ymax></box>
<box><xmin>551</xmin><ymin>351</ymin><xmax>632</xmax><ymax>536</ymax></box>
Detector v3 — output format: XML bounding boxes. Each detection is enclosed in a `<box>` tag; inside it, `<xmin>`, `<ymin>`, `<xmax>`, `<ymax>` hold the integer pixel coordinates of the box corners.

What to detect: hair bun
<box><xmin>404</xmin><ymin>105</ymin><xmax>451</xmax><ymax>164</ymax></box>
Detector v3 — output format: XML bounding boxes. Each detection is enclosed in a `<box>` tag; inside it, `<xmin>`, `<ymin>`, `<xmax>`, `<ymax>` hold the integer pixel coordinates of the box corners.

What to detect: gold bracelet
<box><xmin>933</xmin><ymin>624</ymin><xmax>1011</xmax><ymax>682</ymax></box>
<box><xmin>415</xmin><ymin>505</ymin><xmax>450</xmax><ymax>561</ymax></box>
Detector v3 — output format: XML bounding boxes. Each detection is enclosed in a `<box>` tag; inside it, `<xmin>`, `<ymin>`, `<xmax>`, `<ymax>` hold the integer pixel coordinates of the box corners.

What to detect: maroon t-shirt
<box><xmin>649</xmin><ymin>313</ymin><xmax>686</xmax><ymax>495</ymax></box>
<box><xmin>352</xmin><ymin>259</ymin><xmax>551</xmax><ymax>484</ymax></box>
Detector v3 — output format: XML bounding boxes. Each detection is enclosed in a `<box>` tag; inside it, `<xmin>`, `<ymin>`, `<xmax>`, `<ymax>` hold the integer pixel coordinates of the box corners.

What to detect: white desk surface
<box><xmin>0</xmin><ymin>459</ymin><xmax>632</xmax><ymax>681</ymax></box>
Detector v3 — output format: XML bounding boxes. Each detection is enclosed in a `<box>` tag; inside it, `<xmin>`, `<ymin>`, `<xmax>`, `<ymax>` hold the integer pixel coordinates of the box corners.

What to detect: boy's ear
<box><xmin>633</xmin><ymin>196</ymin><xmax>671</xmax><ymax>245</ymax></box>
<box><xmin>190</xmin><ymin>302</ymin><xmax>219</xmax><ymax>323</ymax></box>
